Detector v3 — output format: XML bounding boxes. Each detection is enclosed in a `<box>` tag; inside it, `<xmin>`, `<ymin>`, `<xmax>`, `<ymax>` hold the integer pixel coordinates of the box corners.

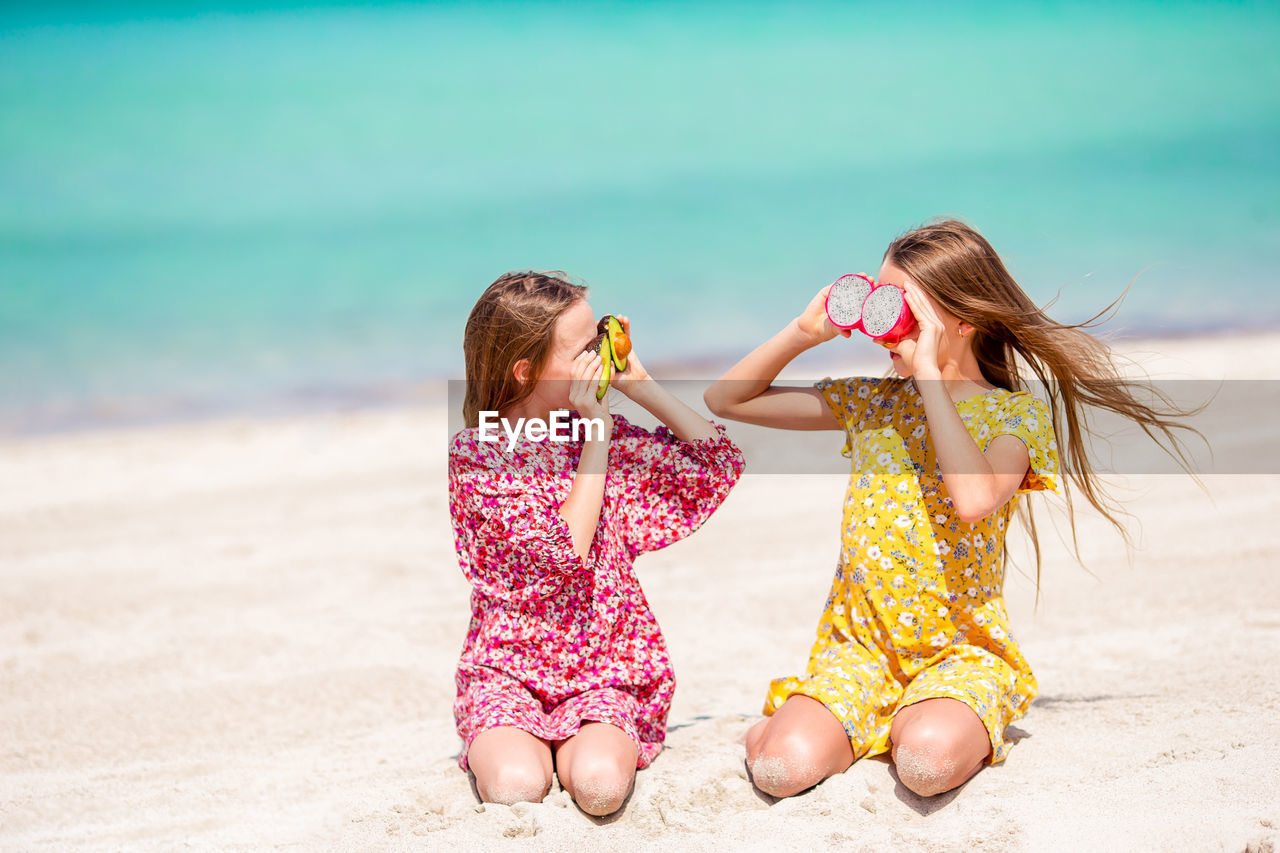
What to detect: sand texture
<box><xmin>2</xmin><ymin>334</ymin><xmax>1279</xmax><ymax>852</ymax></box>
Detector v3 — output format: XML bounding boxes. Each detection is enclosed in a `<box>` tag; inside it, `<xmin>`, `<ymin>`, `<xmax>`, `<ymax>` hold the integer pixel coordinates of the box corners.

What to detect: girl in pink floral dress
<box><xmin>449</xmin><ymin>270</ymin><xmax>744</xmax><ymax>815</ymax></box>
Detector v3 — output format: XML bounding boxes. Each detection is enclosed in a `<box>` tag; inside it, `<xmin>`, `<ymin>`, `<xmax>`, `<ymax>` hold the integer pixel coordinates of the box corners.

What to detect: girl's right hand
<box><xmin>568</xmin><ymin>350</ymin><xmax>614</xmax><ymax>437</ymax></box>
<box><xmin>795</xmin><ymin>283</ymin><xmax>855</xmax><ymax>346</ymax></box>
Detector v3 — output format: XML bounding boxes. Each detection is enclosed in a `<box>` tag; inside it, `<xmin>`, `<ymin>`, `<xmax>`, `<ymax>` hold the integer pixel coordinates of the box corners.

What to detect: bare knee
<box><xmin>892</xmin><ymin>725</ymin><xmax>972</xmax><ymax>797</ymax></box>
<box><xmin>476</xmin><ymin>761</ymin><xmax>551</xmax><ymax>805</ymax></box>
<box><xmin>749</xmin><ymin>729</ymin><xmax>831</xmax><ymax>798</ymax></box>
<box><xmin>566</xmin><ymin>753</ymin><xmax>633</xmax><ymax>816</ymax></box>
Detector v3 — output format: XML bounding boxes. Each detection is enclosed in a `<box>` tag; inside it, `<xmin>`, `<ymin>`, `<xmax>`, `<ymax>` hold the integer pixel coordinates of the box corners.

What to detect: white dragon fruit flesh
<box><xmin>860</xmin><ymin>284</ymin><xmax>912</xmax><ymax>339</ymax></box>
<box><xmin>825</xmin><ymin>274</ymin><xmax>874</xmax><ymax>329</ymax></box>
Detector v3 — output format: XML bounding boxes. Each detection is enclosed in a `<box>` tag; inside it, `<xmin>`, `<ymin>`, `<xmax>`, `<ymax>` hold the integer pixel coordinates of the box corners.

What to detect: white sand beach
<box><xmin>2</xmin><ymin>333</ymin><xmax>1279</xmax><ymax>852</ymax></box>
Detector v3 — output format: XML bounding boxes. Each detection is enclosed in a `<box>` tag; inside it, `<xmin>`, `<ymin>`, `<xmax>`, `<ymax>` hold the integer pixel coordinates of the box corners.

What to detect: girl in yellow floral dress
<box><xmin>705</xmin><ymin>219</ymin><xmax>1198</xmax><ymax>798</ymax></box>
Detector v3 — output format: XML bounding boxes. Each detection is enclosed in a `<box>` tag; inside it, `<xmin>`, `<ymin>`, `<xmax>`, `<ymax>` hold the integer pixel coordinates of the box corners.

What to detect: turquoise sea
<box><xmin>2</xmin><ymin>2</ymin><xmax>1278</xmax><ymax>432</ymax></box>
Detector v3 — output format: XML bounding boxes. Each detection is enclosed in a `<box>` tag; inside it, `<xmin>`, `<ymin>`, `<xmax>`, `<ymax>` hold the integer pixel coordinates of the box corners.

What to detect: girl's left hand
<box><xmin>901</xmin><ymin>280</ymin><xmax>945</xmax><ymax>380</ymax></box>
<box><xmin>568</xmin><ymin>349</ymin><xmax>613</xmax><ymax>431</ymax></box>
<box><xmin>604</xmin><ymin>315</ymin><xmax>651</xmax><ymax>397</ymax></box>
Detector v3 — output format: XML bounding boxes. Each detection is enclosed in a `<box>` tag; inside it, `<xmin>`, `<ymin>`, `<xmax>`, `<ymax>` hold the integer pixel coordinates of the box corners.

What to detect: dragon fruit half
<box><xmin>860</xmin><ymin>284</ymin><xmax>916</xmax><ymax>341</ymax></box>
<box><xmin>824</xmin><ymin>273</ymin><xmax>875</xmax><ymax>330</ymax></box>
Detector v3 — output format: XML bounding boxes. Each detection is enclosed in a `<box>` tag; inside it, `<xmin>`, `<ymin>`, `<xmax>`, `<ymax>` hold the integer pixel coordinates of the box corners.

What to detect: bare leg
<box><xmin>889</xmin><ymin>697</ymin><xmax>992</xmax><ymax>797</ymax></box>
<box><xmin>744</xmin><ymin>695</ymin><xmax>854</xmax><ymax>798</ymax></box>
<box><xmin>743</xmin><ymin>717</ymin><xmax>769</xmax><ymax>755</ymax></box>
<box><xmin>467</xmin><ymin>726</ymin><xmax>554</xmax><ymax>805</ymax></box>
<box><xmin>553</xmin><ymin>722</ymin><xmax>639</xmax><ymax>816</ymax></box>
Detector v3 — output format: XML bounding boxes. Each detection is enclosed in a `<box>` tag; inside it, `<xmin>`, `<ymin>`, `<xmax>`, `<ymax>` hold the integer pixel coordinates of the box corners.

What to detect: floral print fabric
<box><xmin>449</xmin><ymin>414</ymin><xmax>744</xmax><ymax>770</ymax></box>
<box><xmin>764</xmin><ymin>376</ymin><xmax>1059</xmax><ymax>763</ymax></box>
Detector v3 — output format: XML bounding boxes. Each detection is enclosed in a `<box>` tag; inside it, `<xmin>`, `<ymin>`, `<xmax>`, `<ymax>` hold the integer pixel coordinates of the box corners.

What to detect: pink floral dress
<box><xmin>448</xmin><ymin>413</ymin><xmax>744</xmax><ymax>770</ymax></box>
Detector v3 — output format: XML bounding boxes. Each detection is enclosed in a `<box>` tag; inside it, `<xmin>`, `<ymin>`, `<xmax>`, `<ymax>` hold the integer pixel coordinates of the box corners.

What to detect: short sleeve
<box><xmin>448</xmin><ymin>432</ymin><xmax>585</xmax><ymax>605</ymax></box>
<box><xmin>986</xmin><ymin>392</ymin><xmax>1059</xmax><ymax>494</ymax></box>
<box><xmin>610</xmin><ymin>416</ymin><xmax>745</xmax><ymax>556</ymax></box>
<box><xmin>815</xmin><ymin>376</ymin><xmax>893</xmax><ymax>457</ymax></box>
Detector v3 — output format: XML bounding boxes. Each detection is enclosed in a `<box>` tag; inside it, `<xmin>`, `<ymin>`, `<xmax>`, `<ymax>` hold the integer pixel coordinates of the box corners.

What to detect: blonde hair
<box><xmin>885</xmin><ymin>218</ymin><xmax>1203</xmax><ymax>584</ymax></box>
<box><xmin>461</xmin><ymin>270</ymin><xmax>587</xmax><ymax>428</ymax></box>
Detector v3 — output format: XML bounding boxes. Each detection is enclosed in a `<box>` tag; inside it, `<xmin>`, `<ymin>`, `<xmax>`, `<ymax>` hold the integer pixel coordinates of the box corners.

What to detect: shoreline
<box><xmin>6</xmin><ymin>326</ymin><xmax>1277</xmax><ymax>442</ymax></box>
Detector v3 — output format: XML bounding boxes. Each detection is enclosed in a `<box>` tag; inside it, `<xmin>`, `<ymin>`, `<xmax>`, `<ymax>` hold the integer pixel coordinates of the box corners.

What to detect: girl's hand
<box><xmin>795</xmin><ymin>283</ymin><xmax>855</xmax><ymax>346</ymax></box>
<box><xmin>900</xmin><ymin>279</ymin><xmax>945</xmax><ymax>380</ymax></box>
<box><xmin>606</xmin><ymin>316</ymin><xmax>718</xmax><ymax>441</ymax></box>
<box><xmin>606</xmin><ymin>315</ymin><xmax>650</xmax><ymax>398</ymax></box>
<box><xmin>568</xmin><ymin>349</ymin><xmax>614</xmax><ymax>436</ymax></box>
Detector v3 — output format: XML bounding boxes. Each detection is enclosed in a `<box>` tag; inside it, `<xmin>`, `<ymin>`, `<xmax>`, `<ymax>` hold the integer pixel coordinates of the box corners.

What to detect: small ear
<box><xmin>512</xmin><ymin>358</ymin><xmax>531</xmax><ymax>384</ymax></box>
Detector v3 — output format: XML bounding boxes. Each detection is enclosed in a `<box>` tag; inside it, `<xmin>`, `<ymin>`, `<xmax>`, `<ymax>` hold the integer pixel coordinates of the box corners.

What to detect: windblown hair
<box><xmin>462</xmin><ymin>270</ymin><xmax>587</xmax><ymax>428</ymax></box>
<box><xmin>885</xmin><ymin>218</ymin><xmax>1203</xmax><ymax>587</ymax></box>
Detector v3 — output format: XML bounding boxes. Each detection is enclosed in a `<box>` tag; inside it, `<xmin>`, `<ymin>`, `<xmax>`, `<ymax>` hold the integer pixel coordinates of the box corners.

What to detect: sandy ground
<box><xmin>2</xmin><ymin>333</ymin><xmax>1279</xmax><ymax>852</ymax></box>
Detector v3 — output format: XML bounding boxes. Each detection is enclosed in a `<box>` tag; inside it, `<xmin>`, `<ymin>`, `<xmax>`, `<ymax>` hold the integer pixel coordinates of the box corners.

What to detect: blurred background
<box><xmin>2</xmin><ymin>0</ymin><xmax>1278</xmax><ymax>434</ymax></box>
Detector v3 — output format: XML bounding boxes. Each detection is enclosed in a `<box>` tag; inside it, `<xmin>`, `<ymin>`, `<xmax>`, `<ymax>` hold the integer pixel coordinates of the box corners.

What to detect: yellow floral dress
<box><xmin>764</xmin><ymin>376</ymin><xmax>1059</xmax><ymax>763</ymax></box>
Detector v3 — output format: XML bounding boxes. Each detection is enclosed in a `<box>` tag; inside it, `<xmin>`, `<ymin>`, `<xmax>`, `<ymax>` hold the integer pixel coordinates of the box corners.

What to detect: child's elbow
<box><xmin>948</xmin><ymin>476</ymin><xmax>1013</xmax><ymax>524</ymax></box>
<box><xmin>703</xmin><ymin>385</ymin><xmax>728</xmax><ymax>418</ymax></box>
<box><xmin>952</xmin><ymin>498</ymin><xmax>997</xmax><ymax>525</ymax></box>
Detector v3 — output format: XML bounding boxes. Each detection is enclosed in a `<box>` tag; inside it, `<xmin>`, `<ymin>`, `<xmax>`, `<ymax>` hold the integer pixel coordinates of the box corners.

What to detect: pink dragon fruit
<box><xmin>860</xmin><ymin>284</ymin><xmax>916</xmax><ymax>341</ymax></box>
<box><xmin>824</xmin><ymin>273</ymin><xmax>875</xmax><ymax>330</ymax></box>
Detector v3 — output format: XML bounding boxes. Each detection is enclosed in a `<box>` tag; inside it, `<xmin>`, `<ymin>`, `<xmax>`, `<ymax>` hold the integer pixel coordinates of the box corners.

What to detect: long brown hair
<box><xmin>885</xmin><ymin>218</ymin><xmax>1203</xmax><ymax>586</ymax></box>
<box><xmin>462</xmin><ymin>270</ymin><xmax>587</xmax><ymax>428</ymax></box>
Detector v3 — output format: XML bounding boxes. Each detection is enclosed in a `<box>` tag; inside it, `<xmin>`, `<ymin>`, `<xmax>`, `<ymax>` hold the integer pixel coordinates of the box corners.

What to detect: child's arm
<box><xmin>902</xmin><ymin>281</ymin><xmax>1033</xmax><ymax>523</ymax></box>
<box><xmin>703</xmin><ymin>285</ymin><xmax>846</xmax><ymax>430</ymax></box>
<box><xmin>559</xmin><ymin>350</ymin><xmax>614</xmax><ymax>562</ymax></box>
<box><xmin>601</xmin><ymin>316</ymin><xmax>745</xmax><ymax>554</ymax></box>
<box><xmin>608</xmin><ymin>316</ymin><xmax>718</xmax><ymax>442</ymax></box>
<box><xmin>623</xmin><ymin>375</ymin><xmax>718</xmax><ymax>441</ymax></box>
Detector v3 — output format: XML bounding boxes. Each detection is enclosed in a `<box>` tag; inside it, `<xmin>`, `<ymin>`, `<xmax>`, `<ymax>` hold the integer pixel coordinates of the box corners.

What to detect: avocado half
<box><xmin>597</xmin><ymin>315</ymin><xmax>630</xmax><ymax>372</ymax></box>
<box><xmin>585</xmin><ymin>331</ymin><xmax>612</xmax><ymax>401</ymax></box>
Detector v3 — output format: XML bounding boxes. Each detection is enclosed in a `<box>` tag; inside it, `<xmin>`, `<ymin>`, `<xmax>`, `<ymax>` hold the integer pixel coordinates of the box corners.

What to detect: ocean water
<box><xmin>2</xmin><ymin>1</ymin><xmax>1278</xmax><ymax>432</ymax></box>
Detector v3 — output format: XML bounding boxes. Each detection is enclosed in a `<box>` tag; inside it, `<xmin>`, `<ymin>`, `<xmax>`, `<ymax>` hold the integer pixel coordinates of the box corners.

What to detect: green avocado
<box><xmin>596</xmin><ymin>334</ymin><xmax>613</xmax><ymax>400</ymax></box>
